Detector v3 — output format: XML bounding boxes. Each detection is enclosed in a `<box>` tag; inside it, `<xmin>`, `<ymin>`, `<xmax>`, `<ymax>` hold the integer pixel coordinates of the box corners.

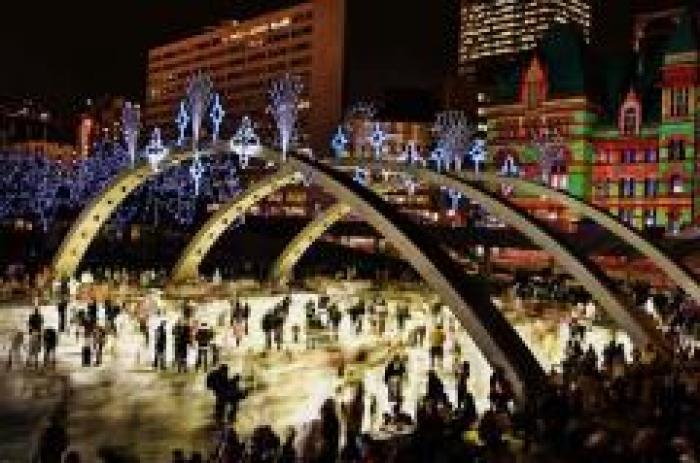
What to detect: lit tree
<box><xmin>433</xmin><ymin>111</ymin><xmax>473</xmax><ymax>171</ymax></box>
<box><xmin>268</xmin><ymin>73</ymin><xmax>303</xmax><ymax>161</ymax></box>
<box><xmin>530</xmin><ymin>128</ymin><xmax>565</xmax><ymax>185</ymax></box>
<box><xmin>121</xmin><ymin>102</ymin><xmax>141</xmax><ymax>168</ymax></box>
<box><xmin>186</xmin><ymin>72</ymin><xmax>214</xmax><ymax>152</ymax></box>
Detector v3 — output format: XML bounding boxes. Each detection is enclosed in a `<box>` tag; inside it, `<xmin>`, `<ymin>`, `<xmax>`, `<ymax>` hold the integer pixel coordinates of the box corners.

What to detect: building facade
<box><xmin>145</xmin><ymin>0</ymin><xmax>344</xmax><ymax>155</ymax></box>
<box><xmin>486</xmin><ymin>14</ymin><xmax>699</xmax><ymax>232</ymax></box>
<box><xmin>459</xmin><ymin>0</ymin><xmax>591</xmax><ymax>75</ymax></box>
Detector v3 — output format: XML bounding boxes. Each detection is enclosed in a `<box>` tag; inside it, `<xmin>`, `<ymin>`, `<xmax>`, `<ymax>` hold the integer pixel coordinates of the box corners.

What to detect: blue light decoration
<box><xmin>210</xmin><ymin>93</ymin><xmax>225</xmax><ymax>143</ymax></box>
<box><xmin>331</xmin><ymin>125</ymin><xmax>349</xmax><ymax>159</ymax></box>
<box><xmin>121</xmin><ymin>102</ymin><xmax>140</xmax><ymax>168</ymax></box>
<box><xmin>430</xmin><ymin>143</ymin><xmax>448</xmax><ymax>173</ymax></box>
<box><xmin>230</xmin><ymin>116</ymin><xmax>262</xmax><ymax>170</ymax></box>
<box><xmin>468</xmin><ymin>138</ymin><xmax>487</xmax><ymax>175</ymax></box>
<box><xmin>175</xmin><ymin>101</ymin><xmax>190</xmax><ymax>147</ymax></box>
<box><xmin>189</xmin><ymin>157</ymin><xmax>205</xmax><ymax>197</ymax></box>
<box><xmin>368</xmin><ymin>122</ymin><xmax>388</xmax><ymax>161</ymax></box>
<box><xmin>433</xmin><ymin>110</ymin><xmax>472</xmax><ymax>172</ymax></box>
<box><xmin>186</xmin><ymin>72</ymin><xmax>214</xmax><ymax>152</ymax></box>
<box><xmin>145</xmin><ymin>128</ymin><xmax>169</xmax><ymax>173</ymax></box>
<box><xmin>353</xmin><ymin>166</ymin><xmax>370</xmax><ymax>186</ymax></box>
<box><xmin>500</xmin><ymin>154</ymin><xmax>519</xmax><ymax>177</ymax></box>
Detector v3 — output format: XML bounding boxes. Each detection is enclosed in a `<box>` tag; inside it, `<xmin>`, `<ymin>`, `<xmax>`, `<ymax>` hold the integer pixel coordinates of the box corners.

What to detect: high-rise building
<box><xmin>145</xmin><ymin>0</ymin><xmax>344</xmax><ymax>155</ymax></box>
<box><xmin>459</xmin><ymin>0</ymin><xmax>592</xmax><ymax>73</ymax></box>
<box><xmin>145</xmin><ymin>0</ymin><xmax>450</xmax><ymax>156</ymax></box>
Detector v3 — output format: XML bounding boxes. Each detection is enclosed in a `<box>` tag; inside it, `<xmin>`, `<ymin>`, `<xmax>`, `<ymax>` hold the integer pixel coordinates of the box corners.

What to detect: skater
<box><xmin>57</xmin><ymin>299</ymin><xmax>68</xmax><ymax>333</ymax></box>
<box><xmin>81</xmin><ymin>332</ymin><xmax>92</xmax><ymax>367</ymax></box>
<box><xmin>154</xmin><ymin>321</ymin><xmax>167</xmax><ymax>370</ymax></box>
<box><xmin>195</xmin><ymin>323</ymin><xmax>213</xmax><ymax>371</ymax></box>
<box><xmin>43</xmin><ymin>327</ymin><xmax>58</xmax><ymax>368</ymax></box>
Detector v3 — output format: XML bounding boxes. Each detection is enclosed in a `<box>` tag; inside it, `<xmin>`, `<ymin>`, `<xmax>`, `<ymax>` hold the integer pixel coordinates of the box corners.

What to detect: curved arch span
<box><xmin>176</xmin><ymin>150</ymin><xmax>545</xmax><ymax>396</ymax></box>
<box><xmin>269</xmin><ymin>202</ymin><xmax>352</xmax><ymax>285</ymax></box>
<box><xmin>461</xmin><ymin>172</ymin><xmax>700</xmax><ymax>305</ymax></box>
<box><xmin>411</xmin><ymin>169</ymin><xmax>666</xmax><ymax>351</ymax></box>
<box><xmin>170</xmin><ymin>166</ymin><xmax>302</xmax><ymax>282</ymax></box>
<box><xmin>52</xmin><ymin>149</ymin><xmax>201</xmax><ymax>278</ymax></box>
<box><xmin>262</xmin><ymin>164</ymin><xmax>665</xmax><ymax>351</ymax></box>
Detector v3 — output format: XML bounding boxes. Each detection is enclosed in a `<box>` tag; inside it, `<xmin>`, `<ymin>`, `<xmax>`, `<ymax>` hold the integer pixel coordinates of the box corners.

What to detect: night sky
<box><xmin>1</xmin><ymin>0</ymin><xmax>456</xmax><ymax>117</ymax></box>
<box><xmin>0</xmin><ymin>0</ymin><xmax>299</xmax><ymax>110</ymax></box>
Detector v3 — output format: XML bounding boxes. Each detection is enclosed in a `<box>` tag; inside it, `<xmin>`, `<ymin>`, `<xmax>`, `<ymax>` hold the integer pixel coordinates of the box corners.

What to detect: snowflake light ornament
<box><xmin>145</xmin><ymin>128</ymin><xmax>169</xmax><ymax>173</ymax></box>
<box><xmin>189</xmin><ymin>157</ymin><xmax>205</xmax><ymax>197</ymax></box>
<box><xmin>210</xmin><ymin>93</ymin><xmax>225</xmax><ymax>143</ymax></box>
<box><xmin>230</xmin><ymin>116</ymin><xmax>262</xmax><ymax>169</ymax></box>
<box><xmin>353</xmin><ymin>166</ymin><xmax>370</xmax><ymax>186</ymax></box>
<box><xmin>468</xmin><ymin>138</ymin><xmax>487</xmax><ymax>175</ymax></box>
<box><xmin>331</xmin><ymin>125</ymin><xmax>349</xmax><ymax>158</ymax></box>
<box><xmin>121</xmin><ymin>102</ymin><xmax>140</xmax><ymax>168</ymax></box>
<box><xmin>368</xmin><ymin>122</ymin><xmax>388</xmax><ymax>161</ymax></box>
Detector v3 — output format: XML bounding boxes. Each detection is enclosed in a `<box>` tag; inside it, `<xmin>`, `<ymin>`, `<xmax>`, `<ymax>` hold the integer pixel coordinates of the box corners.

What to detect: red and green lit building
<box><xmin>486</xmin><ymin>14</ymin><xmax>698</xmax><ymax>233</ymax></box>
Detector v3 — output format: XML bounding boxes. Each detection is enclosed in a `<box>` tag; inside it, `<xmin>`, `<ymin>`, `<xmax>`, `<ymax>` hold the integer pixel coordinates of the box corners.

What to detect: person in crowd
<box><xmin>57</xmin><ymin>299</ymin><xmax>68</xmax><ymax>333</ymax></box>
<box><xmin>195</xmin><ymin>322</ymin><xmax>213</xmax><ymax>371</ymax></box>
<box><xmin>384</xmin><ymin>354</ymin><xmax>406</xmax><ymax>406</ymax></box>
<box><xmin>43</xmin><ymin>327</ymin><xmax>58</xmax><ymax>368</ymax></box>
<box><xmin>154</xmin><ymin>320</ymin><xmax>167</xmax><ymax>370</ymax></box>
<box><xmin>429</xmin><ymin>324</ymin><xmax>445</xmax><ymax>368</ymax></box>
<box><xmin>207</xmin><ymin>364</ymin><xmax>230</xmax><ymax>422</ymax></box>
<box><xmin>225</xmin><ymin>373</ymin><xmax>248</xmax><ymax>424</ymax></box>
<box><xmin>36</xmin><ymin>415</ymin><xmax>68</xmax><ymax>463</ymax></box>
<box><xmin>28</xmin><ymin>306</ymin><xmax>43</xmax><ymax>334</ymax></box>
<box><xmin>93</xmin><ymin>325</ymin><xmax>106</xmax><ymax>366</ymax></box>
<box><xmin>173</xmin><ymin>318</ymin><xmax>189</xmax><ymax>373</ymax></box>
<box><xmin>456</xmin><ymin>360</ymin><xmax>471</xmax><ymax>410</ymax></box>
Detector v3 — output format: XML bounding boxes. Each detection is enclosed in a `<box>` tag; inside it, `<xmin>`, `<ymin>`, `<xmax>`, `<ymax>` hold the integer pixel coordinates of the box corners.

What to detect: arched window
<box><xmin>619</xmin><ymin>89</ymin><xmax>641</xmax><ymax>135</ymax></box>
<box><xmin>623</xmin><ymin>108</ymin><xmax>637</xmax><ymax>135</ymax></box>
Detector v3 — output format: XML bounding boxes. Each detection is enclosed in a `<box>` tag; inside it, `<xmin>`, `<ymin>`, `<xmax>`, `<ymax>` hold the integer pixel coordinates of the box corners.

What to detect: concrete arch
<box><xmin>52</xmin><ymin>150</ymin><xmax>199</xmax><ymax>278</ymax></box>
<box><xmin>412</xmin><ymin>169</ymin><xmax>666</xmax><ymax>351</ymax></box>
<box><xmin>170</xmin><ymin>166</ymin><xmax>303</xmax><ymax>283</ymax></box>
<box><xmin>265</xmin><ymin>165</ymin><xmax>664</xmax><ymax>351</ymax></box>
<box><xmin>176</xmin><ymin>151</ymin><xmax>545</xmax><ymax>396</ymax></box>
<box><xmin>269</xmin><ymin>202</ymin><xmax>352</xmax><ymax>285</ymax></box>
<box><xmin>467</xmin><ymin>172</ymin><xmax>700</xmax><ymax>306</ymax></box>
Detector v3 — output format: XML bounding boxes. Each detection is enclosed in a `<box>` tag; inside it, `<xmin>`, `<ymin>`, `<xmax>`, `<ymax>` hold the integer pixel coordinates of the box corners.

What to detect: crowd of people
<box><xmin>4</xmin><ymin>272</ymin><xmax>698</xmax><ymax>463</ymax></box>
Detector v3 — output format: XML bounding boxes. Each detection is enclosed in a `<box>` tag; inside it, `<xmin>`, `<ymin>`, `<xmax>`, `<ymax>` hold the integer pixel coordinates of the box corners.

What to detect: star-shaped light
<box><xmin>145</xmin><ymin>128</ymin><xmax>169</xmax><ymax>173</ymax></box>
<box><xmin>210</xmin><ymin>93</ymin><xmax>225</xmax><ymax>143</ymax></box>
<box><xmin>331</xmin><ymin>126</ymin><xmax>349</xmax><ymax>158</ymax></box>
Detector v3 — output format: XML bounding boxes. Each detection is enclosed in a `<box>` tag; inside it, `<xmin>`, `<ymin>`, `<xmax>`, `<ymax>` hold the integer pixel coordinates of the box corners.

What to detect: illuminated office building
<box><xmin>459</xmin><ymin>0</ymin><xmax>591</xmax><ymax>72</ymax></box>
<box><xmin>145</xmin><ymin>0</ymin><xmax>343</xmax><ymax>154</ymax></box>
